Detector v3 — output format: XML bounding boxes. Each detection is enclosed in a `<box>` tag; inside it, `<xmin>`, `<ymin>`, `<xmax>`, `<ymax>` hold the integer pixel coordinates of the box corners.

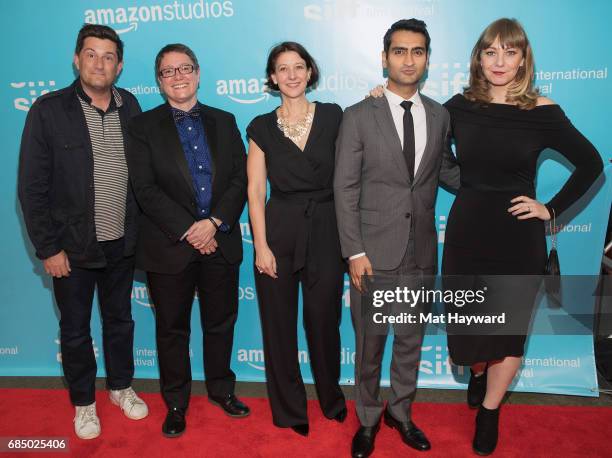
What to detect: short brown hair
<box><xmin>155</xmin><ymin>43</ymin><xmax>200</xmax><ymax>76</ymax></box>
<box><xmin>464</xmin><ymin>18</ymin><xmax>538</xmax><ymax>110</ymax></box>
<box><xmin>265</xmin><ymin>42</ymin><xmax>319</xmax><ymax>91</ymax></box>
<box><xmin>75</xmin><ymin>24</ymin><xmax>124</xmax><ymax>62</ymax></box>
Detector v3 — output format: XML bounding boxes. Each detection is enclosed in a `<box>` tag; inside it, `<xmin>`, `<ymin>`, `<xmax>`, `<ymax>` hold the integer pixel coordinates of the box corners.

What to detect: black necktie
<box><xmin>400</xmin><ymin>100</ymin><xmax>415</xmax><ymax>181</ymax></box>
<box><xmin>173</xmin><ymin>106</ymin><xmax>201</xmax><ymax>122</ymax></box>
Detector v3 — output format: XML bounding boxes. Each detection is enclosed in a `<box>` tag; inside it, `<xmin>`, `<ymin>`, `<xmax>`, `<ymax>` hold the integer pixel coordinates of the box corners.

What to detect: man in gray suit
<box><xmin>334</xmin><ymin>19</ymin><xmax>459</xmax><ymax>457</ymax></box>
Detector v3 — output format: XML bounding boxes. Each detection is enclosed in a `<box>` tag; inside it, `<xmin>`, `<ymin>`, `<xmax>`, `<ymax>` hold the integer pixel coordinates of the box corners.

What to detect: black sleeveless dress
<box><xmin>442</xmin><ymin>94</ymin><xmax>602</xmax><ymax>365</ymax></box>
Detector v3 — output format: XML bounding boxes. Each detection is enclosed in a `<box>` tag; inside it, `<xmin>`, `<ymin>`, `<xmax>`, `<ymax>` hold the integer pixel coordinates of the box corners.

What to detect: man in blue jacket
<box><xmin>18</xmin><ymin>24</ymin><xmax>148</xmax><ymax>440</ymax></box>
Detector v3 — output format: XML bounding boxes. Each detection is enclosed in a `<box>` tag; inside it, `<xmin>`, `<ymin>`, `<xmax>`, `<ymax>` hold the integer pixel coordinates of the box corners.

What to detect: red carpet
<box><xmin>0</xmin><ymin>389</ymin><xmax>610</xmax><ymax>457</ymax></box>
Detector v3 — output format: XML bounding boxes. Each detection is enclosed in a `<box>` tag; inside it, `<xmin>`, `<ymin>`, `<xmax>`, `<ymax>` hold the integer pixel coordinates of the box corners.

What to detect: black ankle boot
<box><xmin>473</xmin><ymin>405</ymin><xmax>499</xmax><ymax>456</ymax></box>
<box><xmin>467</xmin><ymin>368</ymin><xmax>487</xmax><ymax>408</ymax></box>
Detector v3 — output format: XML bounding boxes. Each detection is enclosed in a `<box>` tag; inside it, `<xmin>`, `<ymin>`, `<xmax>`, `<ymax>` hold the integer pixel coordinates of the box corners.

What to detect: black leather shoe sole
<box><xmin>162</xmin><ymin>413</ymin><xmax>186</xmax><ymax>439</ymax></box>
<box><xmin>208</xmin><ymin>398</ymin><xmax>250</xmax><ymax>418</ymax></box>
<box><xmin>383</xmin><ymin>412</ymin><xmax>431</xmax><ymax>451</ymax></box>
<box><xmin>473</xmin><ymin>446</ymin><xmax>494</xmax><ymax>456</ymax></box>
<box><xmin>351</xmin><ymin>424</ymin><xmax>380</xmax><ymax>458</ymax></box>
<box><xmin>162</xmin><ymin>428</ymin><xmax>185</xmax><ymax>439</ymax></box>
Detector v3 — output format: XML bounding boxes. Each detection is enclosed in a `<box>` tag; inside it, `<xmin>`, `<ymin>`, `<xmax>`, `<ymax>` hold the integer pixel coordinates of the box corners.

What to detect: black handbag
<box><xmin>545</xmin><ymin>208</ymin><xmax>561</xmax><ymax>295</ymax></box>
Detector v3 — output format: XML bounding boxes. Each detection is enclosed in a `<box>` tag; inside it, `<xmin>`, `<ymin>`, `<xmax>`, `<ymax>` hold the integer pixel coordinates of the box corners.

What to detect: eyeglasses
<box><xmin>159</xmin><ymin>64</ymin><xmax>195</xmax><ymax>78</ymax></box>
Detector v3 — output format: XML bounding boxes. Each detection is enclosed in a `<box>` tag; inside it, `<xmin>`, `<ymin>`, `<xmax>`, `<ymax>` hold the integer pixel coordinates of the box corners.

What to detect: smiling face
<box><xmin>383</xmin><ymin>30</ymin><xmax>428</xmax><ymax>95</ymax></box>
<box><xmin>270</xmin><ymin>51</ymin><xmax>311</xmax><ymax>99</ymax></box>
<box><xmin>480</xmin><ymin>36</ymin><xmax>525</xmax><ymax>88</ymax></box>
<box><xmin>157</xmin><ymin>51</ymin><xmax>200</xmax><ymax>110</ymax></box>
<box><xmin>73</xmin><ymin>37</ymin><xmax>123</xmax><ymax>93</ymax></box>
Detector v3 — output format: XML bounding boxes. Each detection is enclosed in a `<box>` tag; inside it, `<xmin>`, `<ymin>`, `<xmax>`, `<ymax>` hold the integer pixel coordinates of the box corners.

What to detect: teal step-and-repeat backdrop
<box><xmin>1</xmin><ymin>0</ymin><xmax>610</xmax><ymax>396</ymax></box>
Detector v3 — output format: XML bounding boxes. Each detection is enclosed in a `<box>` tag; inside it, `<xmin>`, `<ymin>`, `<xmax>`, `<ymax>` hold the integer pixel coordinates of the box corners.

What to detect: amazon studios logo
<box><xmin>131</xmin><ymin>282</ymin><xmax>254</xmax><ymax>307</ymax></box>
<box><xmin>237</xmin><ymin>348</ymin><xmax>327</xmax><ymax>371</ymax></box>
<box><xmin>217</xmin><ymin>73</ymin><xmax>367</xmax><ymax>104</ymax></box>
<box><xmin>216</xmin><ymin>78</ymin><xmax>270</xmax><ymax>104</ymax></box>
<box><xmin>84</xmin><ymin>0</ymin><xmax>234</xmax><ymax>34</ymax></box>
<box><xmin>238</xmin><ymin>345</ymin><xmax>463</xmax><ymax>375</ymax></box>
<box><xmin>240</xmin><ymin>220</ymin><xmax>253</xmax><ymax>244</ymax></box>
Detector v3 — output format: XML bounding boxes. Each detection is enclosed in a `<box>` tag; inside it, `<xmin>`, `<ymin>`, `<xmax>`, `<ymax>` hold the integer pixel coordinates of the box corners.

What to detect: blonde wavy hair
<box><xmin>464</xmin><ymin>18</ymin><xmax>539</xmax><ymax>110</ymax></box>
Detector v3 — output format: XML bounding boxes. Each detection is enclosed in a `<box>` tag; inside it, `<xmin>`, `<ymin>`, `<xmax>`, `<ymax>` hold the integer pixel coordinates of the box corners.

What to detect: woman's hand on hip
<box><xmin>508</xmin><ymin>196</ymin><xmax>551</xmax><ymax>221</ymax></box>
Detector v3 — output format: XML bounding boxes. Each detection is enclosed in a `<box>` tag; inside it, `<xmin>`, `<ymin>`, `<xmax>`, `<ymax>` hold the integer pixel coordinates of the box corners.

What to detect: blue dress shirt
<box><xmin>172</xmin><ymin>104</ymin><xmax>229</xmax><ymax>232</ymax></box>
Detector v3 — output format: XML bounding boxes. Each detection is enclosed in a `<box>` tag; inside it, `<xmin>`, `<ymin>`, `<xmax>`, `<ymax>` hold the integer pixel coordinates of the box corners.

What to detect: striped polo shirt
<box><xmin>77</xmin><ymin>84</ymin><xmax>128</xmax><ymax>242</ymax></box>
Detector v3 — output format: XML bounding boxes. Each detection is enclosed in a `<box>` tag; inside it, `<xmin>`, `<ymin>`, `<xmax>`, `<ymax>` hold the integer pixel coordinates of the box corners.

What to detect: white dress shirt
<box><xmin>349</xmin><ymin>86</ymin><xmax>428</xmax><ymax>261</ymax></box>
<box><xmin>383</xmin><ymin>86</ymin><xmax>427</xmax><ymax>173</ymax></box>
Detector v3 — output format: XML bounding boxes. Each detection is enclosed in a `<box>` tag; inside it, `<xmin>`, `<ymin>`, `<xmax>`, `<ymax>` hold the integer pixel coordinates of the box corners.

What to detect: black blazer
<box><xmin>18</xmin><ymin>80</ymin><xmax>142</xmax><ymax>268</ymax></box>
<box><xmin>126</xmin><ymin>102</ymin><xmax>247</xmax><ymax>274</ymax></box>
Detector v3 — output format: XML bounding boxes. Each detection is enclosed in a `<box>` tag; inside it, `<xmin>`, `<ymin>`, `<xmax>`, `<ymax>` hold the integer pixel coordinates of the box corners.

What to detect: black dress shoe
<box><xmin>162</xmin><ymin>407</ymin><xmax>186</xmax><ymax>438</ymax></box>
<box><xmin>332</xmin><ymin>407</ymin><xmax>348</xmax><ymax>423</ymax></box>
<box><xmin>291</xmin><ymin>423</ymin><xmax>309</xmax><ymax>436</ymax></box>
<box><xmin>351</xmin><ymin>422</ymin><xmax>380</xmax><ymax>458</ymax></box>
<box><xmin>473</xmin><ymin>405</ymin><xmax>500</xmax><ymax>456</ymax></box>
<box><xmin>383</xmin><ymin>409</ymin><xmax>431</xmax><ymax>451</ymax></box>
<box><xmin>208</xmin><ymin>394</ymin><xmax>250</xmax><ymax>418</ymax></box>
<box><xmin>467</xmin><ymin>367</ymin><xmax>488</xmax><ymax>408</ymax></box>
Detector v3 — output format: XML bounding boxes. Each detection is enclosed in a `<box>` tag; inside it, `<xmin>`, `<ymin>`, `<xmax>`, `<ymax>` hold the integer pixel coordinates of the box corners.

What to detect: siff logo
<box><xmin>304</xmin><ymin>0</ymin><xmax>360</xmax><ymax>21</ymax></box>
<box><xmin>304</xmin><ymin>0</ymin><xmax>434</xmax><ymax>21</ymax></box>
<box><xmin>11</xmin><ymin>81</ymin><xmax>56</xmax><ymax>112</ymax></box>
<box><xmin>216</xmin><ymin>78</ymin><xmax>270</xmax><ymax>104</ymax></box>
<box><xmin>55</xmin><ymin>338</ymin><xmax>99</xmax><ymax>363</ymax></box>
<box><xmin>84</xmin><ymin>1</ymin><xmax>234</xmax><ymax>34</ymax></box>
<box><xmin>419</xmin><ymin>345</ymin><xmax>464</xmax><ymax>376</ymax></box>
<box><xmin>422</xmin><ymin>62</ymin><xmax>469</xmax><ymax>99</ymax></box>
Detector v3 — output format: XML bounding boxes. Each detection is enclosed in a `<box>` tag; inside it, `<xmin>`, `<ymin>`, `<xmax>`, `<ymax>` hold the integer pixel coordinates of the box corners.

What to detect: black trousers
<box><xmin>147</xmin><ymin>252</ymin><xmax>239</xmax><ymax>410</ymax></box>
<box><xmin>255</xmin><ymin>197</ymin><xmax>346</xmax><ymax>427</ymax></box>
<box><xmin>53</xmin><ymin>238</ymin><xmax>135</xmax><ymax>406</ymax></box>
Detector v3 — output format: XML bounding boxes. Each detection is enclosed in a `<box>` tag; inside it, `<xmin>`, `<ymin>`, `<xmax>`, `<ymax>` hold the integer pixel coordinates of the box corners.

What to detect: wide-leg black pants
<box><xmin>255</xmin><ymin>196</ymin><xmax>346</xmax><ymax>427</ymax></box>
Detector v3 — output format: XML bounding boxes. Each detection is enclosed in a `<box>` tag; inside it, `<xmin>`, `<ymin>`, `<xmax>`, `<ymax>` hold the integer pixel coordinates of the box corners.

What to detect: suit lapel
<box><xmin>372</xmin><ymin>96</ymin><xmax>409</xmax><ymax>180</ymax></box>
<box><xmin>159</xmin><ymin>108</ymin><xmax>195</xmax><ymax>199</ymax></box>
<box><xmin>413</xmin><ymin>95</ymin><xmax>437</xmax><ymax>185</ymax></box>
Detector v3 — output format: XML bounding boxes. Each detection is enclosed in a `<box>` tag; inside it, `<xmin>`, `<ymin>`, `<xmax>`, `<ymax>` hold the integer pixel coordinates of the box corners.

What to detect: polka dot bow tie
<box><xmin>173</xmin><ymin>107</ymin><xmax>201</xmax><ymax>122</ymax></box>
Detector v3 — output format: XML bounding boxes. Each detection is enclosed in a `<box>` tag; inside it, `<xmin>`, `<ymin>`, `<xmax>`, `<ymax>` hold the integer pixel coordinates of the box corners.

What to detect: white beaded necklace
<box><xmin>277</xmin><ymin>104</ymin><xmax>314</xmax><ymax>144</ymax></box>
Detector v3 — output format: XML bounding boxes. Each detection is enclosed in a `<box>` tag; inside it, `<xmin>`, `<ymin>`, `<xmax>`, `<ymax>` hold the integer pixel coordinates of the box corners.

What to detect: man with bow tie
<box><xmin>126</xmin><ymin>43</ymin><xmax>249</xmax><ymax>438</ymax></box>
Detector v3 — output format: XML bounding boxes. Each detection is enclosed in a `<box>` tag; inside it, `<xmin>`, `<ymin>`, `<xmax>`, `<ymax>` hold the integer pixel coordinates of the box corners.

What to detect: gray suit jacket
<box><xmin>334</xmin><ymin>93</ymin><xmax>459</xmax><ymax>271</ymax></box>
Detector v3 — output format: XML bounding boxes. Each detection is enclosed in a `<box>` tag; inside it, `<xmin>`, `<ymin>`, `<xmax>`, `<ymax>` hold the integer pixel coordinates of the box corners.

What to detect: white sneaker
<box><xmin>109</xmin><ymin>387</ymin><xmax>149</xmax><ymax>420</ymax></box>
<box><xmin>74</xmin><ymin>403</ymin><xmax>101</xmax><ymax>440</ymax></box>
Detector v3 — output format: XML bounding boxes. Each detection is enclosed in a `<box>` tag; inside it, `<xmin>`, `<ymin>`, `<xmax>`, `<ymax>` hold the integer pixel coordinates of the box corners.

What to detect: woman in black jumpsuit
<box><xmin>246</xmin><ymin>42</ymin><xmax>347</xmax><ymax>436</ymax></box>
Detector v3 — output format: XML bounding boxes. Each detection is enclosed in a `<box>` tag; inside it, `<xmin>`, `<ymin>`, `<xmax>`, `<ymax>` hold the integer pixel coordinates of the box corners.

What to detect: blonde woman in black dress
<box><xmin>247</xmin><ymin>42</ymin><xmax>347</xmax><ymax>436</ymax></box>
<box><xmin>442</xmin><ymin>18</ymin><xmax>603</xmax><ymax>455</ymax></box>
